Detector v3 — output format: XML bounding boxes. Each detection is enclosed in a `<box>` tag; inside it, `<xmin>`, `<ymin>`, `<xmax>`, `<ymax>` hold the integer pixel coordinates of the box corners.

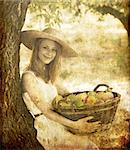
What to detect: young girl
<box><xmin>21</xmin><ymin>28</ymin><xmax>99</xmax><ymax>149</ymax></box>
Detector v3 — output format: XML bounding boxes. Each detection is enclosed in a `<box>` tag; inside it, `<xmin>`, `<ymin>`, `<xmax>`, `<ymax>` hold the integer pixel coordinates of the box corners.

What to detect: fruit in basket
<box><xmin>66</xmin><ymin>94</ymin><xmax>76</xmax><ymax>102</ymax></box>
<box><xmin>58</xmin><ymin>100</ymin><xmax>72</xmax><ymax>109</ymax></box>
<box><xmin>96</xmin><ymin>90</ymin><xmax>114</xmax><ymax>102</ymax></box>
<box><xmin>74</xmin><ymin>100</ymin><xmax>85</xmax><ymax>108</ymax></box>
<box><xmin>55</xmin><ymin>95</ymin><xmax>63</xmax><ymax>103</ymax></box>
<box><xmin>52</xmin><ymin>95</ymin><xmax>63</xmax><ymax>108</ymax></box>
<box><xmin>96</xmin><ymin>92</ymin><xmax>106</xmax><ymax>100</ymax></box>
<box><xmin>88</xmin><ymin>91</ymin><xmax>96</xmax><ymax>96</ymax></box>
<box><xmin>75</xmin><ymin>93</ymin><xmax>87</xmax><ymax>106</ymax></box>
<box><xmin>85</xmin><ymin>91</ymin><xmax>97</xmax><ymax>105</ymax></box>
<box><xmin>105</xmin><ymin>88</ymin><xmax>114</xmax><ymax>99</ymax></box>
<box><xmin>86</xmin><ymin>96</ymin><xmax>96</xmax><ymax>105</ymax></box>
<box><xmin>76</xmin><ymin>93</ymin><xmax>87</xmax><ymax>101</ymax></box>
<box><xmin>87</xmin><ymin>96</ymin><xmax>97</xmax><ymax>105</ymax></box>
<box><xmin>51</xmin><ymin>84</ymin><xmax>120</xmax><ymax>134</ymax></box>
<box><xmin>67</xmin><ymin>93</ymin><xmax>86</xmax><ymax>108</ymax></box>
<box><xmin>52</xmin><ymin>86</ymin><xmax>115</xmax><ymax>110</ymax></box>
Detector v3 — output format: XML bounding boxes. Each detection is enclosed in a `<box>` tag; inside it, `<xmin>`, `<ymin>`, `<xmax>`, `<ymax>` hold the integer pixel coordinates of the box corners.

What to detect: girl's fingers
<box><xmin>83</xmin><ymin>116</ymin><xmax>94</xmax><ymax>121</ymax></box>
<box><xmin>91</xmin><ymin>121</ymin><xmax>101</xmax><ymax>124</ymax></box>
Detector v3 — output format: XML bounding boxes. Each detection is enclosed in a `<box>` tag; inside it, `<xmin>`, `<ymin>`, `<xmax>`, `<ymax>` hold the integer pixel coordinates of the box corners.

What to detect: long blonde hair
<box><xmin>29</xmin><ymin>38</ymin><xmax>62</xmax><ymax>83</ymax></box>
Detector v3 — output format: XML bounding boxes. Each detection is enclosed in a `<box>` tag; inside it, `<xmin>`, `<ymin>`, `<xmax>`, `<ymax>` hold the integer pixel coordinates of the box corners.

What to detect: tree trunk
<box><xmin>128</xmin><ymin>3</ymin><xmax>130</xmax><ymax>45</ymax></box>
<box><xmin>0</xmin><ymin>1</ymin><xmax>43</xmax><ymax>149</ymax></box>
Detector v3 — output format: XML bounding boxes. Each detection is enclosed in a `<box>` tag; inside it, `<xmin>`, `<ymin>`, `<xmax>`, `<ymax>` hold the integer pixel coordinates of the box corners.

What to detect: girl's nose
<box><xmin>46</xmin><ymin>48</ymin><xmax>53</xmax><ymax>56</ymax></box>
<box><xmin>48</xmin><ymin>48</ymin><xmax>52</xmax><ymax>52</ymax></box>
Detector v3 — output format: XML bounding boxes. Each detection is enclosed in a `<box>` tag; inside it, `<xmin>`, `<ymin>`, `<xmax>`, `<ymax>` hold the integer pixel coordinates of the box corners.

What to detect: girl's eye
<box><xmin>43</xmin><ymin>46</ymin><xmax>47</xmax><ymax>49</ymax></box>
<box><xmin>52</xmin><ymin>49</ymin><xmax>56</xmax><ymax>52</ymax></box>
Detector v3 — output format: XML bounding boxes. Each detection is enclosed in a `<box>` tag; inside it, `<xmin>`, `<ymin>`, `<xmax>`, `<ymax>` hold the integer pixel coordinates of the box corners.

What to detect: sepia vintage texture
<box><xmin>20</xmin><ymin>1</ymin><xmax>130</xmax><ymax>149</ymax></box>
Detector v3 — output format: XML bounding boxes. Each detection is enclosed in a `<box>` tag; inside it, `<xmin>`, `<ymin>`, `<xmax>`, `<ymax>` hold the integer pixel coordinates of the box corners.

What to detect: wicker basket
<box><xmin>52</xmin><ymin>84</ymin><xmax>121</xmax><ymax>134</ymax></box>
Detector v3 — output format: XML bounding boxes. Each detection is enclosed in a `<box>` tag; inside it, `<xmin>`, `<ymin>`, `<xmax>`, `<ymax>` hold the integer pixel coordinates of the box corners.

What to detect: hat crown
<box><xmin>43</xmin><ymin>28</ymin><xmax>65</xmax><ymax>41</ymax></box>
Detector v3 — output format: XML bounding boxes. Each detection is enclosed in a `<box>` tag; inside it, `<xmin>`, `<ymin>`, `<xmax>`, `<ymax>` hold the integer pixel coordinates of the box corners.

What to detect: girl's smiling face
<box><xmin>38</xmin><ymin>39</ymin><xmax>61</xmax><ymax>64</ymax></box>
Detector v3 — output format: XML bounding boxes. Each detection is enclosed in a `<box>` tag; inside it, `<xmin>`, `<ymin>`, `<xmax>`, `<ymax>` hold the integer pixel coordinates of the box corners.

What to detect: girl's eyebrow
<box><xmin>49</xmin><ymin>45</ymin><xmax>58</xmax><ymax>49</ymax></box>
<box><xmin>42</xmin><ymin>43</ymin><xmax>58</xmax><ymax>49</ymax></box>
<box><xmin>42</xmin><ymin>45</ymin><xmax>49</xmax><ymax>48</ymax></box>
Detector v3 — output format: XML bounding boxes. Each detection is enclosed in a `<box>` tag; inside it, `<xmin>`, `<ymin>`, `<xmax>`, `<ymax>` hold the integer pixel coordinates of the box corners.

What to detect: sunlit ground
<box><xmin>20</xmin><ymin>10</ymin><xmax>130</xmax><ymax>111</ymax></box>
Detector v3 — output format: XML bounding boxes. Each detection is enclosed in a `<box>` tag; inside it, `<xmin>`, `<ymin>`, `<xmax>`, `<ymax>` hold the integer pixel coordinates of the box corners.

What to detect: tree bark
<box><xmin>128</xmin><ymin>3</ymin><xmax>130</xmax><ymax>45</ymax></box>
<box><xmin>0</xmin><ymin>1</ymin><xmax>43</xmax><ymax>149</ymax></box>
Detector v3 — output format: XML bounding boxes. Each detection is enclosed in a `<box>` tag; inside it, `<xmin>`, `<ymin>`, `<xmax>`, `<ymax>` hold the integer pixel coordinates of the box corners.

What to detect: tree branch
<box><xmin>96</xmin><ymin>6</ymin><xmax>128</xmax><ymax>30</ymax></box>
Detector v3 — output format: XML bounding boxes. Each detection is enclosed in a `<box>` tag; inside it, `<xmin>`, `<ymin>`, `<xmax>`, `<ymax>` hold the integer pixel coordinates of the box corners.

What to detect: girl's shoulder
<box><xmin>22</xmin><ymin>70</ymin><xmax>36</xmax><ymax>78</ymax></box>
<box><xmin>22</xmin><ymin>70</ymin><xmax>46</xmax><ymax>85</ymax></box>
<box><xmin>22</xmin><ymin>70</ymin><xmax>37</xmax><ymax>83</ymax></box>
<box><xmin>22</xmin><ymin>70</ymin><xmax>35</xmax><ymax>76</ymax></box>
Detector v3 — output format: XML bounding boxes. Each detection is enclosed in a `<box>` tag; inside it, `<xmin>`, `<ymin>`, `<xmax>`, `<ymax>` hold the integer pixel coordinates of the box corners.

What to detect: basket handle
<box><xmin>93</xmin><ymin>84</ymin><xmax>110</xmax><ymax>92</ymax></box>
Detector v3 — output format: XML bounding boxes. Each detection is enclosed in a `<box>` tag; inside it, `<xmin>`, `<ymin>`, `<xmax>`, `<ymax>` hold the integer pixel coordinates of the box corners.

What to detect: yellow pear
<box><xmin>96</xmin><ymin>91</ymin><xmax>113</xmax><ymax>101</ymax></box>
<box><xmin>87</xmin><ymin>95</ymin><xmax>97</xmax><ymax>105</ymax></box>
<box><xmin>76</xmin><ymin>93</ymin><xmax>87</xmax><ymax>101</ymax></box>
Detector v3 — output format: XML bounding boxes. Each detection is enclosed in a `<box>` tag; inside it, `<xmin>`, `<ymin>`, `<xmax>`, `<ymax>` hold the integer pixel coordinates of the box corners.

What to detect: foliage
<box><xmin>116</xmin><ymin>48</ymin><xmax>130</xmax><ymax>76</ymax></box>
<box><xmin>29</xmin><ymin>0</ymin><xmax>129</xmax><ymax>27</ymax></box>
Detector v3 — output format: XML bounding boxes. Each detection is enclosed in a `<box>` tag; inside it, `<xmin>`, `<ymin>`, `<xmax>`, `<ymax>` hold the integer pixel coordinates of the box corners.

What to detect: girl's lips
<box><xmin>44</xmin><ymin>55</ymin><xmax>53</xmax><ymax>59</ymax></box>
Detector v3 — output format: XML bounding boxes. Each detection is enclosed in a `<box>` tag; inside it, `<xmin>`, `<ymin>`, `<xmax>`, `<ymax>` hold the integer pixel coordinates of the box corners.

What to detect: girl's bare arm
<box><xmin>22</xmin><ymin>72</ymin><xmax>74</xmax><ymax>128</ymax></box>
<box><xmin>22</xmin><ymin>71</ymin><xmax>100</xmax><ymax>132</ymax></box>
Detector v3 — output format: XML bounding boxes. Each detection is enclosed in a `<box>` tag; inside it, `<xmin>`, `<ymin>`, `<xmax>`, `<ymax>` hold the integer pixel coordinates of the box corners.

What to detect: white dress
<box><xmin>22</xmin><ymin>71</ymin><xmax>98</xmax><ymax>150</ymax></box>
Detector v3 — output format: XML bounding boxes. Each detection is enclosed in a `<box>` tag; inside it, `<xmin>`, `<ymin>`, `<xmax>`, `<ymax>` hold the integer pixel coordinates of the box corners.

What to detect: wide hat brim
<box><xmin>20</xmin><ymin>30</ymin><xmax>78</xmax><ymax>57</ymax></box>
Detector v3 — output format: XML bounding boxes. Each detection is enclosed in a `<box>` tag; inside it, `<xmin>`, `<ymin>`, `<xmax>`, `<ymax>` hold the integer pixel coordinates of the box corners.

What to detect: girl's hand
<box><xmin>73</xmin><ymin>116</ymin><xmax>101</xmax><ymax>133</ymax></box>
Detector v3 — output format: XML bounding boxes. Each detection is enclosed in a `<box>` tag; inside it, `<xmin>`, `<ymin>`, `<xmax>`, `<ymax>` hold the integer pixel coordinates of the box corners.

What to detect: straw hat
<box><xmin>20</xmin><ymin>28</ymin><xmax>78</xmax><ymax>57</ymax></box>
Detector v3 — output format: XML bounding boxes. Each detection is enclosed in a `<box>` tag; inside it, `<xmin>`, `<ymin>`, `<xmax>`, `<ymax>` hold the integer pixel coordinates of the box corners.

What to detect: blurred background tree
<box><xmin>28</xmin><ymin>0</ymin><xmax>129</xmax><ymax>40</ymax></box>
